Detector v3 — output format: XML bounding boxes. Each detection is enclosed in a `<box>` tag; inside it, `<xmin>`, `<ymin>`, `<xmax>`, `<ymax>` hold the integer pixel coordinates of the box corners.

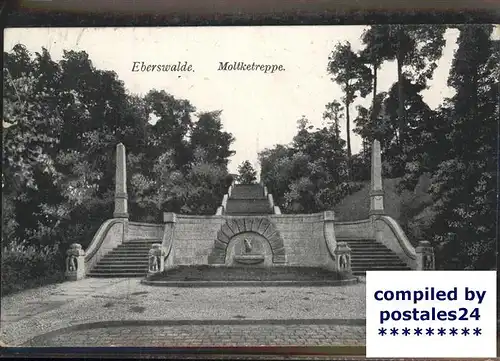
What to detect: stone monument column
<box><xmin>369</xmin><ymin>139</ymin><xmax>385</xmax><ymax>216</ymax></box>
<box><xmin>113</xmin><ymin>143</ymin><xmax>129</xmax><ymax>219</ymax></box>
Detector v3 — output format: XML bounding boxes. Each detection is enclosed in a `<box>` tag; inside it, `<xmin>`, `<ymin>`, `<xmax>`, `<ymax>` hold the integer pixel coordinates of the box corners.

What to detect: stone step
<box><xmin>124</xmin><ymin>238</ymin><xmax>159</xmax><ymax>242</ymax></box>
<box><xmin>92</xmin><ymin>263</ymin><xmax>148</xmax><ymax>271</ymax></box>
<box><xmin>114</xmin><ymin>245</ymin><xmax>152</xmax><ymax>249</ymax></box>
<box><xmin>88</xmin><ymin>273</ymin><xmax>146</xmax><ymax>277</ymax></box>
<box><xmin>352</xmin><ymin>263</ymin><xmax>405</xmax><ymax>267</ymax></box>
<box><xmin>96</xmin><ymin>261</ymin><xmax>149</xmax><ymax>266</ymax></box>
<box><xmin>101</xmin><ymin>256</ymin><xmax>148</xmax><ymax>261</ymax></box>
<box><xmin>230</xmin><ymin>195</ymin><xmax>267</xmax><ymax>200</ymax></box>
<box><xmin>351</xmin><ymin>259</ymin><xmax>405</xmax><ymax>264</ymax></box>
<box><xmin>117</xmin><ymin>243</ymin><xmax>155</xmax><ymax>247</ymax></box>
<box><xmin>90</xmin><ymin>266</ymin><xmax>147</xmax><ymax>271</ymax></box>
<box><xmin>343</xmin><ymin>239</ymin><xmax>378</xmax><ymax>242</ymax></box>
<box><xmin>349</xmin><ymin>246</ymin><xmax>394</xmax><ymax>250</ymax></box>
<box><xmin>230</xmin><ymin>185</ymin><xmax>265</xmax><ymax>198</ymax></box>
<box><xmin>352</xmin><ymin>264</ymin><xmax>408</xmax><ymax>269</ymax></box>
<box><xmin>345</xmin><ymin>243</ymin><xmax>389</xmax><ymax>248</ymax></box>
<box><xmin>107</xmin><ymin>249</ymin><xmax>149</xmax><ymax>253</ymax></box>
<box><xmin>225</xmin><ymin>199</ymin><xmax>271</xmax><ymax>214</ymax></box>
<box><xmin>149</xmin><ymin>266</ymin><xmax>345</xmax><ymax>282</ymax></box>
<box><xmin>350</xmin><ymin>253</ymin><xmax>401</xmax><ymax>258</ymax></box>
<box><xmin>118</xmin><ymin>241</ymin><xmax>156</xmax><ymax>247</ymax></box>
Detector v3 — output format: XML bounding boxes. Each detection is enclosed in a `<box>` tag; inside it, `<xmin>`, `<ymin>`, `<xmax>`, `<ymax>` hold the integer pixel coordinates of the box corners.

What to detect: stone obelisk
<box><xmin>369</xmin><ymin>139</ymin><xmax>385</xmax><ymax>216</ymax></box>
<box><xmin>113</xmin><ymin>143</ymin><xmax>129</xmax><ymax>219</ymax></box>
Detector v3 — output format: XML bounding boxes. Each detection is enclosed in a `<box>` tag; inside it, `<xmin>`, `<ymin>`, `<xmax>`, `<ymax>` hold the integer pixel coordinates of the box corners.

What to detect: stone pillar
<box><xmin>369</xmin><ymin>139</ymin><xmax>385</xmax><ymax>216</ymax></box>
<box><xmin>148</xmin><ymin>243</ymin><xmax>166</xmax><ymax>275</ymax></box>
<box><xmin>221</xmin><ymin>194</ymin><xmax>229</xmax><ymax>210</ymax></box>
<box><xmin>416</xmin><ymin>241</ymin><xmax>435</xmax><ymax>270</ymax></box>
<box><xmin>334</xmin><ymin>242</ymin><xmax>352</xmax><ymax>273</ymax></box>
<box><xmin>65</xmin><ymin>243</ymin><xmax>86</xmax><ymax>281</ymax></box>
<box><xmin>268</xmin><ymin>194</ymin><xmax>275</xmax><ymax>208</ymax></box>
<box><xmin>113</xmin><ymin>143</ymin><xmax>129</xmax><ymax>219</ymax></box>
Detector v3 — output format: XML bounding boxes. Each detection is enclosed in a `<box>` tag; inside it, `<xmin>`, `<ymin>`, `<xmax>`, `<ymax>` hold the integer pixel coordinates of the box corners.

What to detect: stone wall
<box><xmin>166</xmin><ymin>213</ymin><xmax>335</xmax><ymax>268</ymax></box>
<box><xmin>126</xmin><ymin>222</ymin><xmax>163</xmax><ymax>241</ymax></box>
<box><xmin>374</xmin><ymin>216</ymin><xmax>418</xmax><ymax>269</ymax></box>
<box><xmin>270</xmin><ymin>213</ymin><xmax>332</xmax><ymax>268</ymax></box>
<box><xmin>172</xmin><ymin>215</ymin><xmax>225</xmax><ymax>265</ymax></box>
<box><xmin>334</xmin><ymin>219</ymin><xmax>374</xmax><ymax>240</ymax></box>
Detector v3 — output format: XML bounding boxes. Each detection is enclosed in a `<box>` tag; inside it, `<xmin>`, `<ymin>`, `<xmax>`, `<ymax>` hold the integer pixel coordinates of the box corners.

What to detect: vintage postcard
<box><xmin>2</xmin><ymin>25</ymin><xmax>498</xmax><ymax>353</ymax></box>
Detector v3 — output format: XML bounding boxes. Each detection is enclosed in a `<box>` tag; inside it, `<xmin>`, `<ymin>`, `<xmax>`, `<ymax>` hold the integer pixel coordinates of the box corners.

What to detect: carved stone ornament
<box><xmin>148</xmin><ymin>244</ymin><xmax>166</xmax><ymax>273</ymax></box>
<box><xmin>65</xmin><ymin>243</ymin><xmax>85</xmax><ymax>280</ymax></box>
<box><xmin>334</xmin><ymin>242</ymin><xmax>352</xmax><ymax>272</ymax></box>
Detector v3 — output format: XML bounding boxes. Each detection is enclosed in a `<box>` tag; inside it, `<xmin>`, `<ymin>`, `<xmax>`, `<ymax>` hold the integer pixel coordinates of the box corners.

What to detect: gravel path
<box><xmin>1</xmin><ymin>277</ymin><xmax>366</xmax><ymax>346</ymax></box>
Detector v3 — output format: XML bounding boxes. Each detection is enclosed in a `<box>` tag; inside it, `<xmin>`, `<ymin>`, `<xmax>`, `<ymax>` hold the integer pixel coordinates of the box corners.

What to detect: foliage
<box><xmin>1</xmin><ymin>242</ymin><xmax>65</xmax><ymax>295</ymax></box>
<box><xmin>327</xmin><ymin>42</ymin><xmax>372</xmax><ymax>177</ymax></box>
<box><xmin>2</xmin><ymin>44</ymin><xmax>235</xmax><ymax>293</ymax></box>
<box><xmin>259</xmin><ymin>117</ymin><xmax>361</xmax><ymax>213</ymax></box>
<box><xmin>236</xmin><ymin>160</ymin><xmax>257</xmax><ymax>184</ymax></box>
<box><xmin>352</xmin><ymin>25</ymin><xmax>497</xmax><ymax>270</ymax></box>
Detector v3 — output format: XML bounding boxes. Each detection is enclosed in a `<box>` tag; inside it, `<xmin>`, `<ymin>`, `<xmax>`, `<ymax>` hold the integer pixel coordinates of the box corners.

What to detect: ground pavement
<box><xmin>1</xmin><ymin>277</ymin><xmax>366</xmax><ymax>347</ymax></box>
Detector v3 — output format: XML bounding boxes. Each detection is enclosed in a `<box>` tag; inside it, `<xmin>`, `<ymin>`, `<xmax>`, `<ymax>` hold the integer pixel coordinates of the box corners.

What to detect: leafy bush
<box><xmin>1</xmin><ymin>242</ymin><xmax>65</xmax><ymax>296</ymax></box>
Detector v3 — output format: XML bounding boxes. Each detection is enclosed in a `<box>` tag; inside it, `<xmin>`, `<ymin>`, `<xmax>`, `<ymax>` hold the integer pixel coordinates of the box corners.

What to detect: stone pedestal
<box><xmin>65</xmin><ymin>243</ymin><xmax>86</xmax><ymax>281</ymax></box>
<box><xmin>416</xmin><ymin>241</ymin><xmax>435</xmax><ymax>270</ymax></box>
<box><xmin>148</xmin><ymin>243</ymin><xmax>167</xmax><ymax>275</ymax></box>
<box><xmin>334</xmin><ymin>242</ymin><xmax>352</xmax><ymax>273</ymax></box>
<box><xmin>113</xmin><ymin>143</ymin><xmax>129</xmax><ymax>219</ymax></box>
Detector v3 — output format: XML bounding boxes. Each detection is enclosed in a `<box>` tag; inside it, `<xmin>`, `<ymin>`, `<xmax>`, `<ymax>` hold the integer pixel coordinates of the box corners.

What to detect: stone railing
<box><xmin>215</xmin><ymin>180</ymin><xmax>235</xmax><ymax>215</ymax></box>
<box><xmin>373</xmin><ymin>215</ymin><xmax>418</xmax><ymax>269</ymax></box>
<box><xmin>335</xmin><ymin>216</ymin><xmax>424</xmax><ymax>270</ymax></box>
<box><xmin>160</xmin><ymin>212</ymin><xmax>177</xmax><ymax>270</ymax></box>
<box><xmin>83</xmin><ymin>218</ymin><xmax>127</xmax><ymax>276</ymax></box>
<box><xmin>323</xmin><ymin>211</ymin><xmax>337</xmax><ymax>259</ymax></box>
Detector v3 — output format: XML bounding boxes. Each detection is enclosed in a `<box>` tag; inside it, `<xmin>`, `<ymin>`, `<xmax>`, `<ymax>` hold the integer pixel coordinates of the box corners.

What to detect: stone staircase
<box><xmin>225</xmin><ymin>184</ymin><xmax>272</xmax><ymax>216</ymax></box>
<box><xmin>343</xmin><ymin>239</ymin><xmax>411</xmax><ymax>276</ymax></box>
<box><xmin>87</xmin><ymin>239</ymin><xmax>159</xmax><ymax>277</ymax></box>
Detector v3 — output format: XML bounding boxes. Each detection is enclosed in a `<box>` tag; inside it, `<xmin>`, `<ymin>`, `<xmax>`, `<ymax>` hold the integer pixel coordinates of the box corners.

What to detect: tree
<box><xmin>327</xmin><ymin>42</ymin><xmax>372</xmax><ymax>178</ymax></box>
<box><xmin>190</xmin><ymin>110</ymin><xmax>235</xmax><ymax>168</ymax></box>
<box><xmin>323</xmin><ymin>100</ymin><xmax>343</xmax><ymax>140</ymax></box>
<box><xmin>236</xmin><ymin>161</ymin><xmax>257</xmax><ymax>184</ymax></box>
<box><xmin>359</xmin><ymin>26</ymin><xmax>394</xmax><ymax>129</ymax></box>
<box><xmin>359</xmin><ymin>25</ymin><xmax>446</xmax><ymax>148</ymax></box>
<box><xmin>144</xmin><ymin>89</ymin><xmax>196</xmax><ymax>168</ymax></box>
<box><xmin>424</xmin><ymin>25</ymin><xmax>498</xmax><ymax>270</ymax></box>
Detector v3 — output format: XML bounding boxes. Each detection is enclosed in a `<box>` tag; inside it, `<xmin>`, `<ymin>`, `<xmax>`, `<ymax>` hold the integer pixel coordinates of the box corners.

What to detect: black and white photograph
<box><xmin>1</xmin><ymin>25</ymin><xmax>498</xmax><ymax>349</ymax></box>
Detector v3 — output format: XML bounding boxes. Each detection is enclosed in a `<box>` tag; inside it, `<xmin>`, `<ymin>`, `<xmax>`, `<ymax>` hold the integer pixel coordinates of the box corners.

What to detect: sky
<box><xmin>4</xmin><ymin>26</ymin><xmax>463</xmax><ymax>173</ymax></box>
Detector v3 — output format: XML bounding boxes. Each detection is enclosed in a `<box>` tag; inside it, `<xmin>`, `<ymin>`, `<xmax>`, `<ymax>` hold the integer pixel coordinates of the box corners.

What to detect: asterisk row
<box><xmin>378</xmin><ymin>327</ymin><xmax>482</xmax><ymax>336</ymax></box>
